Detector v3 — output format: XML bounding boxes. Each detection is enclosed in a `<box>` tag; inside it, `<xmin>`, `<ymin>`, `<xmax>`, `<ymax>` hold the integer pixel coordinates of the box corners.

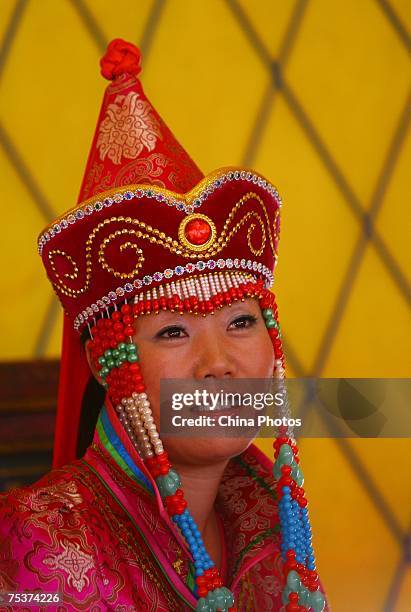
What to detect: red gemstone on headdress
<box><xmin>184</xmin><ymin>218</ymin><xmax>211</xmax><ymax>245</ymax></box>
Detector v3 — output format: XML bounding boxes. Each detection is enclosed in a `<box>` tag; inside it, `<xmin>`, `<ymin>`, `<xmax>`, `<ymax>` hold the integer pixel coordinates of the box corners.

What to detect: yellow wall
<box><xmin>0</xmin><ymin>1</ymin><xmax>410</xmax><ymax>609</ymax></box>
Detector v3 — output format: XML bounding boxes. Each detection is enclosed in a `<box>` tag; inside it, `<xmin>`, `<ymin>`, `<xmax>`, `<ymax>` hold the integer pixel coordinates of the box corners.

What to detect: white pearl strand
<box><xmin>116</xmin><ymin>392</ymin><xmax>164</xmax><ymax>459</ymax></box>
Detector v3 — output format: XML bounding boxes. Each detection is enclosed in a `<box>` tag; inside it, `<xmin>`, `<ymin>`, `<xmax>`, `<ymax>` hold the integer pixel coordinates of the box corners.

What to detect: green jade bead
<box><xmin>106</xmin><ymin>359</ymin><xmax>115</xmax><ymax>369</ymax></box>
<box><xmin>99</xmin><ymin>367</ymin><xmax>110</xmax><ymax>378</ymax></box>
<box><xmin>219</xmin><ymin>587</ymin><xmax>234</xmax><ymax>607</ymax></box>
<box><xmin>273</xmin><ymin>444</ymin><xmax>295</xmax><ymax>479</ymax></box>
<box><xmin>104</xmin><ymin>349</ymin><xmax>112</xmax><ymax>358</ymax></box>
<box><xmin>118</xmin><ymin>343</ymin><xmax>127</xmax><ymax>352</ymax></box>
<box><xmin>286</xmin><ymin>569</ymin><xmax>302</xmax><ymax>592</ymax></box>
<box><xmin>265</xmin><ymin>318</ymin><xmax>277</xmax><ymax>329</ymax></box>
<box><xmin>205</xmin><ymin>588</ymin><xmax>228</xmax><ymax>611</ymax></box>
<box><xmin>204</xmin><ymin>590</ymin><xmax>216</xmax><ymax>608</ymax></box>
<box><xmin>262</xmin><ymin>308</ymin><xmax>273</xmax><ymax>319</ymax></box>
<box><xmin>281</xmin><ymin>585</ymin><xmax>292</xmax><ymax>606</ymax></box>
<box><xmin>212</xmin><ymin>587</ymin><xmax>228</xmax><ymax>610</ymax></box>
<box><xmin>168</xmin><ymin>468</ymin><xmax>181</xmax><ymax>486</ymax></box>
<box><xmin>127</xmin><ymin>354</ymin><xmax>138</xmax><ymax>363</ymax></box>
<box><xmin>126</xmin><ymin>343</ymin><xmax>137</xmax><ymax>353</ymax></box>
<box><xmin>291</xmin><ymin>462</ymin><xmax>304</xmax><ymax>486</ymax></box>
<box><xmin>98</xmin><ymin>356</ymin><xmax>106</xmax><ymax>366</ymax></box>
<box><xmin>156</xmin><ymin>469</ymin><xmax>181</xmax><ymax>497</ymax></box>
<box><xmin>298</xmin><ymin>585</ymin><xmax>310</xmax><ymax>607</ymax></box>
<box><xmin>308</xmin><ymin>589</ymin><xmax>326</xmax><ymax>612</ymax></box>
<box><xmin>112</xmin><ymin>349</ymin><xmax>120</xmax><ymax>358</ymax></box>
<box><xmin>196</xmin><ymin>598</ymin><xmax>211</xmax><ymax>612</ymax></box>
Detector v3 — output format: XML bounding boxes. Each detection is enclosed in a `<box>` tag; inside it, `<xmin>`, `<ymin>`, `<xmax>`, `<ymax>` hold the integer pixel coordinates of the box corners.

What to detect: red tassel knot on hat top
<box><xmin>100</xmin><ymin>38</ymin><xmax>142</xmax><ymax>80</ymax></box>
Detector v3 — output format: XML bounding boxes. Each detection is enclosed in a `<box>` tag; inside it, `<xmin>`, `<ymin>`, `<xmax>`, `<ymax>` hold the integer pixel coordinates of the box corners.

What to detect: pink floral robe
<box><xmin>0</xmin><ymin>401</ymin><xmax>327</xmax><ymax>611</ymax></box>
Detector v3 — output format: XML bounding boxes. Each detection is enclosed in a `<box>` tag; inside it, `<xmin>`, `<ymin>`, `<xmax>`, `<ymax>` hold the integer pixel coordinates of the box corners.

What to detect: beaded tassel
<box><xmin>88</xmin><ymin>273</ymin><xmax>324</xmax><ymax>611</ymax></box>
<box><xmin>261</xmin><ymin>292</ymin><xmax>325</xmax><ymax>612</ymax></box>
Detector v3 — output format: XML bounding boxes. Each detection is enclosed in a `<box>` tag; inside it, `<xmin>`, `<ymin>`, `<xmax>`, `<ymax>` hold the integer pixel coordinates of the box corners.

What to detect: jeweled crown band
<box><xmin>38</xmin><ymin>168</ymin><xmax>282</xmax><ymax>255</ymax></box>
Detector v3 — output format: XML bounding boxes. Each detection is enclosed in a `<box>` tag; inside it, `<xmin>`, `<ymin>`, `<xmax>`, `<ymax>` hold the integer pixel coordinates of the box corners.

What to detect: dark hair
<box><xmin>76</xmin><ymin>325</ymin><xmax>106</xmax><ymax>457</ymax></box>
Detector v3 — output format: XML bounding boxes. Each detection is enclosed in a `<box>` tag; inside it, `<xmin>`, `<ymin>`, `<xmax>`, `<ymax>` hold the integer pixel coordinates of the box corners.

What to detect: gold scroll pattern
<box><xmin>47</xmin><ymin>192</ymin><xmax>277</xmax><ymax>299</ymax></box>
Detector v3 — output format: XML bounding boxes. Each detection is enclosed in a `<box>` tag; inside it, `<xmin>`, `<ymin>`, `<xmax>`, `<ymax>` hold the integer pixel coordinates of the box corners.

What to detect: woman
<box><xmin>0</xmin><ymin>40</ymin><xmax>327</xmax><ymax>611</ymax></box>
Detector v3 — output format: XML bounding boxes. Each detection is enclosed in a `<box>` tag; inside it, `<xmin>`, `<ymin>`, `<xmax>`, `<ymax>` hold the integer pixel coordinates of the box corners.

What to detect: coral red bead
<box><xmin>184</xmin><ymin>218</ymin><xmax>212</xmax><ymax>245</ymax></box>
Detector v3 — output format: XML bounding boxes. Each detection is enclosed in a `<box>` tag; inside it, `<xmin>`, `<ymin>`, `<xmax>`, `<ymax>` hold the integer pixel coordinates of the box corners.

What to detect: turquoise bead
<box><xmin>298</xmin><ymin>585</ymin><xmax>310</xmax><ymax>606</ymax></box>
<box><xmin>219</xmin><ymin>587</ymin><xmax>234</xmax><ymax>607</ymax></box>
<box><xmin>291</xmin><ymin>463</ymin><xmax>304</xmax><ymax>486</ymax></box>
<box><xmin>277</xmin><ymin>444</ymin><xmax>294</xmax><ymax>467</ymax></box>
<box><xmin>196</xmin><ymin>598</ymin><xmax>211</xmax><ymax>612</ymax></box>
<box><xmin>205</xmin><ymin>590</ymin><xmax>217</xmax><ymax>607</ymax></box>
<box><xmin>156</xmin><ymin>473</ymin><xmax>179</xmax><ymax>497</ymax></box>
<box><xmin>265</xmin><ymin>319</ymin><xmax>277</xmax><ymax>329</ymax></box>
<box><xmin>286</xmin><ymin>569</ymin><xmax>301</xmax><ymax>592</ymax></box>
<box><xmin>213</xmin><ymin>588</ymin><xmax>227</xmax><ymax>609</ymax></box>
<box><xmin>168</xmin><ymin>468</ymin><xmax>181</xmax><ymax>488</ymax></box>
<box><xmin>308</xmin><ymin>589</ymin><xmax>325</xmax><ymax>611</ymax></box>
<box><xmin>262</xmin><ymin>308</ymin><xmax>273</xmax><ymax>318</ymax></box>
<box><xmin>281</xmin><ymin>585</ymin><xmax>292</xmax><ymax>605</ymax></box>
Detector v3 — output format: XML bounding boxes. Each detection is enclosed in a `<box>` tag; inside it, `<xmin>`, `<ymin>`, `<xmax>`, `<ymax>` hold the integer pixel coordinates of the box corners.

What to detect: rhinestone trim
<box><xmin>38</xmin><ymin>169</ymin><xmax>282</xmax><ymax>255</ymax></box>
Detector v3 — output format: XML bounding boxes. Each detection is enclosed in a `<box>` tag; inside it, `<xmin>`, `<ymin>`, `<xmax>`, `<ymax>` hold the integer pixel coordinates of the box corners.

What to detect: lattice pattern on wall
<box><xmin>0</xmin><ymin>1</ymin><xmax>410</xmax><ymax>610</ymax></box>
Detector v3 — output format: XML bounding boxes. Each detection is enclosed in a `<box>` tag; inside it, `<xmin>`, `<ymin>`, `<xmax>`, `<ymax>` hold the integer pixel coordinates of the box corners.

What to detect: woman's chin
<box><xmin>163</xmin><ymin>435</ymin><xmax>255</xmax><ymax>466</ymax></box>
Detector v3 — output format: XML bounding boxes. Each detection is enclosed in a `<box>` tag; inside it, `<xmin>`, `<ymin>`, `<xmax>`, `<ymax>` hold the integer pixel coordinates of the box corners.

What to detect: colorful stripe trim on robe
<box><xmin>96</xmin><ymin>405</ymin><xmax>154</xmax><ymax>495</ymax></box>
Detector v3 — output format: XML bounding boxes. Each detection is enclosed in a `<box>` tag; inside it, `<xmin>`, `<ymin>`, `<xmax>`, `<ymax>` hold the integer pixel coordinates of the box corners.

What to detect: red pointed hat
<box><xmin>39</xmin><ymin>39</ymin><xmax>282</xmax><ymax>468</ymax></box>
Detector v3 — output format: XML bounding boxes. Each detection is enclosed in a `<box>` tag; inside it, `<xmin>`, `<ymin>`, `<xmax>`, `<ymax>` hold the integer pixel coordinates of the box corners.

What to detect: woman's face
<box><xmin>133</xmin><ymin>297</ymin><xmax>275</xmax><ymax>466</ymax></box>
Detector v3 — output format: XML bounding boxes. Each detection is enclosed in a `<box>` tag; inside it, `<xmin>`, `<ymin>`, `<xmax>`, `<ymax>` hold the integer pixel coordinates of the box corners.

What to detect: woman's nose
<box><xmin>192</xmin><ymin>332</ymin><xmax>236</xmax><ymax>379</ymax></box>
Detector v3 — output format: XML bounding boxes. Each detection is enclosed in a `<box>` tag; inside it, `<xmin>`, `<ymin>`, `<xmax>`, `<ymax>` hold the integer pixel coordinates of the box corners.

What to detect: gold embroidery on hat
<box><xmin>97</xmin><ymin>91</ymin><xmax>162</xmax><ymax>165</ymax></box>
<box><xmin>48</xmin><ymin>250</ymin><xmax>85</xmax><ymax>297</ymax></box>
<box><xmin>99</xmin><ymin>233</ymin><xmax>145</xmax><ymax>279</ymax></box>
<box><xmin>48</xmin><ymin>192</ymin><xmax>277</xmax><ymax>298</ymax></box>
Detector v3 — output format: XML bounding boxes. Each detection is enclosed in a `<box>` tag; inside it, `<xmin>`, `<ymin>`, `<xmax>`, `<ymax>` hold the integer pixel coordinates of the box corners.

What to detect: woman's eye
<box><xmin>229</xmin><ymin>315</ymin><xmax>257</xmax><ymax>329</ymax></box>
<box><xmin>157</xmin><ymin>326</ymin><xmax>187</xmax><ymax>340</ymax></box>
